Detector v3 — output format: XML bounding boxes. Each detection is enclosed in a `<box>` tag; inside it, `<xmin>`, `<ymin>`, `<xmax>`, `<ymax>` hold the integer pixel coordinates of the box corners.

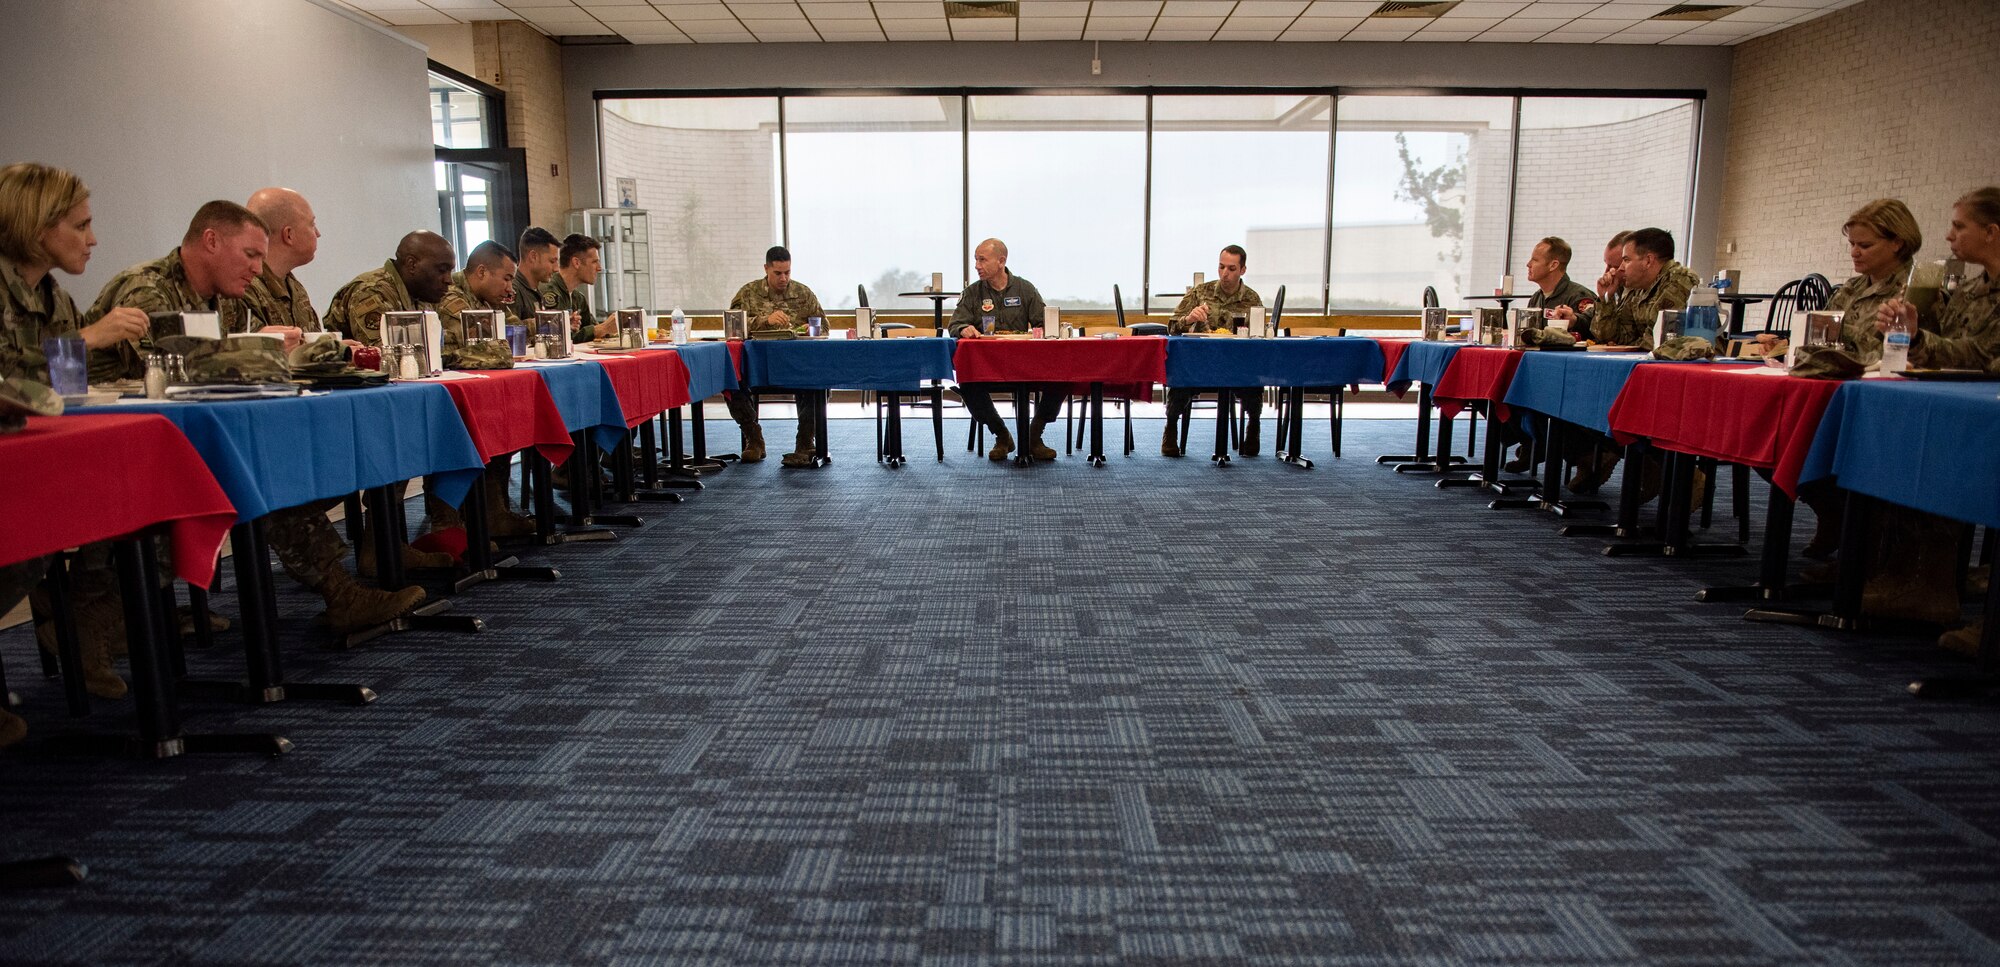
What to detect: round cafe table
<box><xmin>896</xmin><ymin>292</ymin><xmax>956</xmax><ymax>331</ymax></box>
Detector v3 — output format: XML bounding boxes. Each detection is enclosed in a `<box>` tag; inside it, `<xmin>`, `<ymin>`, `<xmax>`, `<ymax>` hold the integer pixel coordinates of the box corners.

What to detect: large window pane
<box><xmin>967</xmin><ymin>95</ymin><xmax>1145</xmax><ymax>311</ymax></box>
<box><xmin>429</xmin><ymin>72</ymin><xmax>490</xmax><ymax>149</ymax></box>
<box><xmin>786</xmin><ymin>96</ymin><xmax>964</xmax><ymax>311</ymax></box>
<box><xmin>599</xmin><ymin>97</ymin><xmax>780</xmax><ymax>310</ymax></box>
<box><xmin>1152</xmin><ymin>95</ymin><xmax>1330</xmax><ymax>314</ymax></box>
<box><xmin>1511</xmin><ymin>97</ymin><xmax>1698</xmax><ymax>288</ymax></box>
<box><xmin>1332</xmin><ymin>95</ymin><xmax>1514</xmax><ymax>310</ymax></box>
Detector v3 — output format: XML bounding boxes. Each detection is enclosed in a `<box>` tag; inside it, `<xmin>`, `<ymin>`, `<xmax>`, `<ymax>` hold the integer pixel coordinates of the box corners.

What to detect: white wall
<box><xmin>559</xmin><ymin>41</ymin><xmax>1735</xmax><ymax>277</ymax></box>
<box><xmin>0</xmin><ymin>0</ymin><xmax>437</xmax><ymax>307</ymax></box>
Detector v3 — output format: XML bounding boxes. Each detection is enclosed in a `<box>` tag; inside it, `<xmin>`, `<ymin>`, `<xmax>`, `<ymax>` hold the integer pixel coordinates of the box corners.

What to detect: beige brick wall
<box><xmin>472</xmin><ymin>21</ymin><xmax>572</xmax><ymax>236</ymax></box>
<box><xmin>1716</xmin><ymin>0</ymin><xmax>2000</xmax><ymax>291</ymax></box>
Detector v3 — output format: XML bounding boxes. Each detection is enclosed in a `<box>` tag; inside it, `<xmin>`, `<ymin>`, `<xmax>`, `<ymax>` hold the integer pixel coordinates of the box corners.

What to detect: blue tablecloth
<box><xmin>519</xmin><ymin>359</ymin><xmax>627</xmax><ymax>449</ymax></box>
<box><xmin>1165</xmin><ymin>336</ymin><xmax>1386</xmax><ymax>388</ymax></box>
<box><xmin>75</xmin><ymin>383</ymin><xmax>484</xmax><ymax>523</ymax></box>
<box><xmin>1800</xmin><ymin>379</ymin><xmax>2000</xmax><ymax>529</ymax></box>
<box><xmin>669</xmin><ymin>342</ymin><xmax>737</xmax><ymax>400</ymax></box>
<box><xmin>1387</xmin><ymin>340</ymin><xmax>1461</xmax><ymax>392</ymax></box>
<box><xmin>1500</xmin><ymin>352</ymin><xmax>1652</xmax><ymax>435</ymax></box>
<box><xmin>745</xmin><ymin>338</ymin><xmax>957</xmax><ymax>391</ymax></box>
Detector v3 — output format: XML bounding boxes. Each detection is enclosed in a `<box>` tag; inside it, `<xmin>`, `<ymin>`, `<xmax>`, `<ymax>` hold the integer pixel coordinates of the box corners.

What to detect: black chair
<box><xmin>856</xmin><ymin>284</ymin><xmax>868</xmax><ymax>309</ymax></box>
<box><xmin>1423</xmin><ymin>286</ymin><xmax>1440</xmax><ymax>309</ymax></box>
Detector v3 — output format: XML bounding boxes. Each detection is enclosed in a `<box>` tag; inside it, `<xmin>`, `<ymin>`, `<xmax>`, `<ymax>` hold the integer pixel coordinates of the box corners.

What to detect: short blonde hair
<box><xmin>0</xmin><ymin>162</ymin><xmax>89</xmax><ymax>266</ymax></box>
<box><xmin>1842</xmin><ymin>198</ymin><xmax>1922</xmax><ymax>262</ymax></box>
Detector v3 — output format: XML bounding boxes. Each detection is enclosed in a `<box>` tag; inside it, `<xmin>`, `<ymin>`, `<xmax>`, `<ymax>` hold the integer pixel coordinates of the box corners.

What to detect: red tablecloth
<box><xmin>1432</xmin><ymin>346</ymin><xmax>1525</xmax><ymax>421</ymax></box>
<box><xmin>1374</xmin><ymin>338</ymin><xmax>1413</xmax><ymax>386</ymax></box>
<box><xmin>436</xmin><ymin>369</ymin><xmax>574</xmax><ymax>465</ymax></box>
<box><xmin>592</xmin><ymin>351</ymin><xmax>691</xmax><ymax>426</ymax></box>
<box><xmin>726</xmin><ymin>339</ymin><xmax>745</xmax><ymax>382</ymax></box>
<box><xmin>953</xmin><ymin>337</ymin><xmax>1169</xmax><ymax>385</ymax></box>
<box><xmin>1607</xmin><ymin>364</ymin><xmax>1843</xmax><ymax>497</ymax></box>
<box><xmin>0</xmin><ymin>415</ymin><xmax>236</xmax><ymax>587</ymax></box>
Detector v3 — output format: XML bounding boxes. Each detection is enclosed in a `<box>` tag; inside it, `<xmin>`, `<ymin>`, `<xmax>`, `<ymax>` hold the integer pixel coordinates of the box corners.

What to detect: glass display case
<box><xmin>566</xmin><ymin>207</ymin><xmax>651</xmax><ymax>317</ymax></box>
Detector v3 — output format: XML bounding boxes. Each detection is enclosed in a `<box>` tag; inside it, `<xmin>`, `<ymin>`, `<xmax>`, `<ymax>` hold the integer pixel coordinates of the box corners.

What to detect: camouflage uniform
<box><xmin>538</xmin><ymin>273</ymin><xmax>593</xmax><ymax>345</ymax></box>
<box><xmin>1169</xmin><ymin>280</ymin><xmax>1262</xmax><ymax>335</ymax></box>
<box><xmin>1828</xmin><ymin>266</ymin><xmax>1908</xmax><ymax>362</ymax></box>
<box><xmin>324</xmin><ymin>259</ymin><xmax>433</xmax><ymax>347</ymax></box>
<box><xmin>437</xmin><ymin>271</ymin><xmax>521</xmax><ymax>369</ymax></box>
<box><xmin>84</xmin><ymin>248</ymin><xmax>251</xmax><ymax>380</ymax></box>
<box><xmin>1588</xmin><ymin>260</ymin><xmax>1698</xmax><ymax>349</ymax></box>
<box><xmin>0</xmin><ymin>255</ymin><xmax>83</xmax><ymax>382</ymax></box>
<box><xmin>1910</xmin><ymin>270</ymin><xmax>2000</xmax><ymax>370</ymax></box>
<box><xmin>1527</xmin><ymin>275</ymin><xmax>1596</xmax><ymax>316</ymax></box>
<box><xmin>948</xmin><ymin>274</ymin><xmax>1063</xmax><ymax>438</ymax></box>
<box><xmin>725</xmin><ymin>279</ymin><xmax>828</xmax><ymax>436</ymax></box>
<box><xmin>243</xmin><ymin>265</ymin><xmax>322</xmax><ymax>333</ymax></box>
<box><xmin>1167</xmin><ymin>280</ymin><xmax>1266</xmax><ymax>432</ymax></box>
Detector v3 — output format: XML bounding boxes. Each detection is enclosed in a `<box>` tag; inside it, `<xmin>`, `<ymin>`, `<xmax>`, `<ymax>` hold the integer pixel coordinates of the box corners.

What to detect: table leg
<box><xmin>1211</xmin><ymin>389</ymin><xmax>1232</xmax><ymax>466</ymax></box>
<box><xmin>814</xmin><ymin>389</ymin><xmax>832</xmax><ymax>468</ymax></box>
<box><xmin>333</xmin><ymin>486</ymin><xmax>483</xmax><ymax>647</ymax></box>
<box><xmin>452</xmin><ymin>463</ymin><xmax>561</xmax><ymax>593</ymax></box>
<box><xmin>1567</xmin><ymin>441</ymin><xmax>1654</xmax><ymax>540</ymax></box>
<box><xmin>1280</xmin><ymin>387</ymin><xmax>1313</xmax><ymax>469</ymax></box>
<box><xmin>1700</xmin><ymin>477</ymin><xmax>1798</xmax><ymax>604</ymax></box>
<box><xmin>884</xmin><ymin>391</ymin><xmax>907</xmax><ymax>466</ymax></box>
<box><xmin>576</xmin><ymin>432</ymin><xmax>647</xmax><ymax>525</ymax></box>
<box><xmin>39</xmin><ymin>560</ymin><xmax>90</xmax><ymax>716</ymax></box>
<box><xmin>931</xmin><ymin>385</ymin><xmax>945</xmax><ymax>461</ymax></box>
<box><xmin>1394</xmin><ymin>386</ymin><xmax>1466</xmax><ymax>473</ymax></box>
<box><xmin>1012</xmin><ymin>383</ymin><xmax>1033</xmax><ymax>467</ymax></box>
<box><xmin>1083</xmin><ymin>383</ymin><xmax>1105</xmax><ymax>466</ymax></box>
<box><xmin>657</xmin><ymin>409</ymin><xmax>703</xmax><ymax>488</ymax></box>
<box><xmin>693</xmin><ymin>400</ymin><xmax>734</xmax><ymax>467</ymax></box>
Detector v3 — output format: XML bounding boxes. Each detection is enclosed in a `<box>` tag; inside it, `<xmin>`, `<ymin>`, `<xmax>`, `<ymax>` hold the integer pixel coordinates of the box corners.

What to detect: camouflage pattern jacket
<box><xmin>324</xmin><ymin>259</ymin><xmax>433</xmax><ymax>347</ymax></box>
<box><xmin>1911</xmin><ymin>269</ymin><xmax>2000</xmax><ymax>370</ymax></box>
<box><xmin>1170</xmin><ymin>280</ymin><xmax>1262</xmax><ymax>335</ymax></box>
<box><xmin>85</xmin><ymin>247</ymin><xmax>251</xmax><ymax>380</ymax></box>
<box><xmin>244</xmin><ymin>265</ymin><xmax>322</xmax><ymax>333</ymax></box>
<box><xmin>1827</xmin><ymin>267</ymin><xmax>1908</xmax><ymax>362</ymax></box>
<box><xmin>1588</xmin><ymin>260</ymin><xmax>1698</xmax><ymax>349</ymax></box>
<box><xmin>438</xmin><ymin>271</ymin><xmax>521</xmax><ymax>369</ymax></box>
<box><xmin>0</xmin><ymin>255</ymin><xmax>83</xmax><ymax>384</ymax></box>
<box><xmin>729</xmin><ymin>279</ymin><xmax>825</xmax><ymax>336</ymax></box>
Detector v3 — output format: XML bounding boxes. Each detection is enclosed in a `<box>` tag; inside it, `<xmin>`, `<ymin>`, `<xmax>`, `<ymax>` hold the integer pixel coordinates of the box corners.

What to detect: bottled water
<box><xmin>1881</xmin><ymin>313</ymin><xmax>1911</xmax><ymax>374</ymax></box>
<box><xmin>670</xmin><ymin>307</ymin><xmax>690</xmax><ymax>345</ymax></box>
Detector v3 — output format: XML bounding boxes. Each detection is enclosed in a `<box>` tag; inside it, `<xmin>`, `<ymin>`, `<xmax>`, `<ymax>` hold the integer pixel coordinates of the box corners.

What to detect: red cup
<box><xmin>352</xmin><ymin>346</ymin><xmax>382</xmax><ymax>371</ymax></box>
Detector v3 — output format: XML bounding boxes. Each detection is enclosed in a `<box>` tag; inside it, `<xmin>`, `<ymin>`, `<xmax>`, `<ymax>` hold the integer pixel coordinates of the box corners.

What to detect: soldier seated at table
<box><xmin>84</xmin><ymin>200</ymin><xmax>265</xmax><ymax>381</ymax></box>
<box><xmin>1164</xmin><ymin>245</ymin><xmax>1263</xmax><ymax>457</ymax></box>
<box><xmin>324</xmin><ymin>231</ymin><xmax>464</xmax><ymax>576</ymax></box>
<box><xmin>727</xmin><ymin>245</ymin><xmax>827</xmax><ymax>468</ymax></box>
<box><xmin>1868</xmin><ymin>186</ymin><xmax>2000</xmax><ymax>655</ymax></box>
<box><xmin>950</xmin><ymin>238</ymin><xmax>1063</xmax><ymax>462</ymax></box>
<box><xmin>540</xmin><ymin>233</ymin><xmax>615</xmax><ymax>347</ymax></box>
<box><xmin>1500</xmin><ymin>237</ymin><xmax>1597</xmax><ymax>472</ymax></box>
<box><xmin>424</xmin><ymin>240</ymin><xmax>536</xmax><ymax>539</ymax></box>
<box><xmin>242</xmin><ymin>187</ymin><xmax>323</xmax><ymax>334</ymax></box>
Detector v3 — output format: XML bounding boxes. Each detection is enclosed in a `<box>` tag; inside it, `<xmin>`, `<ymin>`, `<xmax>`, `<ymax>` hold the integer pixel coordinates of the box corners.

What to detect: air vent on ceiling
<box><xmin>1648</xmin><ymin>4</ymin><xmax>1742</xmax><ymax>21</ymax></box>
<box><xmin>1369</xmin><ymin>1</ymin><xmax>1460</xmax><ymax>17</ymax></box>
<box><xmin>944</xmin><ymin>0</ymin><xmax>1018</xmax><ymax>19</ymax></box>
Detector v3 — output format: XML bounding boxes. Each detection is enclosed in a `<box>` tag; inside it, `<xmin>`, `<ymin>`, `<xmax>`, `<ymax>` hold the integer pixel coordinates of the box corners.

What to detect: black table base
<box><xmin>1381</xmin><ymin>385</ymin><xmax>1467</xmax><ymax>468</ymax></box>
<box><xmin>0</xmin><ymin>856</ymin><xmax>87</xmax><ymax>890</ymax></box>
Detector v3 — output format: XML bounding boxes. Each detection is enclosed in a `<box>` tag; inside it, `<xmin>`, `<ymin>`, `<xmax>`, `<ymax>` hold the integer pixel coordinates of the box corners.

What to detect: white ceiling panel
<box><xmin>320</xmin><ymin>0</ymin><xmax>1853</xmax><ymax>45</ymax></box>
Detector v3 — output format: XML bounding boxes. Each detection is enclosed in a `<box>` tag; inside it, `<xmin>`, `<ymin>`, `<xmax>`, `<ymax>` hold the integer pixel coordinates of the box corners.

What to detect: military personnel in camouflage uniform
<box><xmin>437</xmin><ymin>240</ymin><xmax>522</xmax><ymax>367</ymax></box>
<box><xmin>727</xmin><ymin>245</ymin><xmax>828</xmax><ymax>467</ymax></box>
<box><xmin>1547</xmin><ymin>231</ymin><xmax>1632</xmax><ymax>342</ymax></box>
<box><xmin>540</xmin><ymin>232</ymin><xmax>613</xmax><ymax>346</ymax></box>
<box><xmin>1164</xmin><ymin>245</ymin><xmax>1264</xmax><ymax>457</ymax></box>
<box><xmin>0</xmin><ymin>163</ymin><xmax>150</xmax><ymax>713</ymax></box>
<box><xmin>84</xmin><ymin>200</ymin><xmax>265</xmax><ymax>380</ymax></box>
<box><xmin>513</xmin><ymin>226</ymin><xmax>561</xmax><ymax>329</ymax></box>
<box><xmin>1579</xmin><ymin>228</ymin><xmax>1697</xmax><ymax>350</ymax></box>
<box><xmin>324</xmin><ymin>231</ymin><xmax>454</xmax><ymax>346</ymax></box>
<box><xmin>950</xmin><ymin>238</ymin><xmax>1062</xmax><ymax>462</ymax></box>
<box><xmin>1880</xmin><ymin>189</ymin><xmax>2000</xmax><ymax>372</ymax></box>
<box><xmin>242</xmin><ymin>188</ymin><xmax>323</xmax><ymax>333</ymax></box>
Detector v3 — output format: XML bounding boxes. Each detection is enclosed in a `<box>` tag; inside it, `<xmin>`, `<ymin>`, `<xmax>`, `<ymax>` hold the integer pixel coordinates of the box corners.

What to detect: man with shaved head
<box><xmin>243</xmin><ymin>187</ymin><xmax>322</xmax><ymax>331</ymax></box>
<box><xmin>950</xmin><ymin>237</ymin><xmax>1060</xmax><ymax>461</ymax></box>
<box><xmin>324</xmin><ymin>230</ymin><xmax>455</xmax><ymax>346</ymax></box>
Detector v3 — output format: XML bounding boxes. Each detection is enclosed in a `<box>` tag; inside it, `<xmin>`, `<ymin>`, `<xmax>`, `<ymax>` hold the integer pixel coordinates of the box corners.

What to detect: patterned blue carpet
<box><xmin>3</xmin><ymin>417</ymin><xmax>1999</xmax><ymax>965</ymax></box>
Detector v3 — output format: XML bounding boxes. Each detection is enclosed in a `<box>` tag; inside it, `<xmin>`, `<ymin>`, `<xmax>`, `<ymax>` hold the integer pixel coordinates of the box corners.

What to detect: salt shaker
<box><xmin>144</xmin><ymin>354</ymin><xmax>171</xmax><ymax>399</ymax></box>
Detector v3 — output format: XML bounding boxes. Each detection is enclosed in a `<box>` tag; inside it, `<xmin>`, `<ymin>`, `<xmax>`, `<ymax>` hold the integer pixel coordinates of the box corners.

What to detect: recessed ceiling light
<box><xmin>944</xmin><ymin>1</ymin><xmax>1018</xmax><ymax>19</ymax></box>
<box><xmin>1368</xmin><ymin>1</ymin><xmax>1459</xmax><ymax>18</ymax></box>
<box><xmin>1648</xmin><ymin>4</ymin><xmax>1742</xmax><ymax>22</ymax></box>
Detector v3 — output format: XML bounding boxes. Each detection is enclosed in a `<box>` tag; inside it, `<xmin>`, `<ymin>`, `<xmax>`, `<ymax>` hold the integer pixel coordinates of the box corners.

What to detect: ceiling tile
<box><xmin>1278</xmin><ymin>27</ymin><xmax>1352</xmax><ymax>40</ymax></box>
<box><xmin>1533</xmin><ymin>22</ymin><xmax>1616</xmax><ymax>40</ymax></box>
<box><xmin>1303</xmin><ymin>0</ymin><xmax>1375</xmax><ymax>13</ymax></box>
<box><xmin>1291</xmin><ymin>14</ymin><xmax>1361</xmax><ymax>27</ymax></box>
<box><xmin>1408</xmin><ymin>29</ymin><xmax>1483</xmax><ymax>39</ymax></box>
<box><xmin>1441</xmin><ymin>1</ymin><xmax>1529</xmax><ymax>15</ymax></box>
<box><xmin>595</xmin><ymin>4</ymin><xmax>667</xmax><ymax>17</ymax></box>
<box><xmin>1221</xmin><ymin>15</ymin><xmax>1301</xmax><ymax>29</ymax></box>
<box><xmin>1232</xmin><ymin>0</ymin><xmax>1308</xmax><ymax>14</ymax></box>
<box><xmin>665</xmin><ymin>5</ymin><xmax>738</xmax><ymax>18</ymax></box>
<box><xmin>1083</xmin><ymin>22</ymin><xmax>1151</xmax><ymax>37</ymax></box>
<box><xmin>1418</xmin><ymin>15</ymin><xmax>1497</xmax><ymax>29</ymax></box>
<box><xmin>1152</xmin><ymin>14</ymin><xmax>1222</xmax><ymax>28</ymax></box>
<box><xmin>1020</xmin><ymin>0</ymin><xmax>1091</xmax><ymax>12</ymax></box>
<box><xmin>380</xmin><ymin>10</ymin><xmax>462</xmax><ymax>24</ymax></box>
<box><xmin>425</xmin><ymin>0</ymin><xmax>512</xmax><ymax>12</ymax></box>
<box><xmin>804</xmin><ymin>0</ymin><xmax>874</xmax><ymax>14</ymax></box>
<box><xmin>1470</xmin><ymin>30</ymin><xmax>1546</xmax><ymax>40</ymax></box>
<box><xmin>543</xmin><ymin>21</ymin><xmax>620</xmax><ymax>31</ymax></box>
<box><xmin>1343</xmin><ymin>23</ymin><xmax>1420</xmax><ymax>38</ymax></box>
<box><xmin>498</xmin><ymin>0</ymin><xmax>581</xmax><ymax>7</ymax></box>
<box><xmin>730</xmin><ymin>2</ymin><xmax>804</xmax><ymax>16</ymax></box>
<box><xmin>1089</xmin><ymin>0</ymin><xmax>1162</xmax><ymax>15</ymax></box>
<box><xmin>874</xmin><ymin>1</ymin><xmax>941</xmax><ymax>16</ymax></box>
<box><xmin>1147</xmin><ymin>29</ymin><xmax>1213</xmax><ymax>38</ymax></box>
<box><xmin>950</xmin><ymin>17</ymin><xmax>1017</xmax><ymax>31</ymax></box>
<box><xmin>1160</xmin><ymin>0</ymin><xmax>1234</xmax><ymax>13</ymax></box>
<box><xmin>1518</xmin><ymin>1</ymin><xmax>1596</xmax><ymax>15</ymax></box>
<box><xmin>576</xmin><ymin>0</ymin><xmax>651</xmax><ymax>5</ymax></box>
<box><xmin>1017</xmin><ymin>16</ymin><xmax>1084</xmax><ymax>33</ymax></box>
<box><xmin>815</xmin><ymin>22</ymin><xmax>887</xmax><ymax>35</ymax></box>
<box><xmin>1210</xmin><ymin>25</ymin><xmax>1281</xmax><ymax>38</ymax></box>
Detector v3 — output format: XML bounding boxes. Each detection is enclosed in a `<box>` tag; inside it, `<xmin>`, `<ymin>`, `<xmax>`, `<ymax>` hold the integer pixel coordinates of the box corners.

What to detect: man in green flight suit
<box><xmin>950</xmin><ymin>238</ymin><xmax>1059</xmax><ymax>462</ymax></box>
<box><xmin>540</xmin><ymin>232</ymin><xmax>615</xmax><ymax>346</ymax></box>
<box><xmin>728</xmin><ymin>245</ymin><xmax>827</xmax><ymax>467</ymax></box>
<box><xmin>1164</xmin><ymin>245</ymin><xmax>1263</xmax><ymax>457</ymax></box>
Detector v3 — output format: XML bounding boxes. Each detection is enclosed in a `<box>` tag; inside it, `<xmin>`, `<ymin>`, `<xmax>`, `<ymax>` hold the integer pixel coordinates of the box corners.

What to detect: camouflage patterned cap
<box><xmin>1519</xmin><ymin>327</ymin><xmax>1577</xmax><ymax>349</ymax></box>
<box><xmin>1789</xmin><ymin>346</ymin><xmax>1865</xmax><ymax>381</ymax></box>
<box><xmin>1651</xmin><ymin>335</ymin><xmax>1716</xmax><ymax>361</ymax></box>
<box><xmin>448</xmin><ymin>339</ymin><xmax>516</xmax><ymax>371</ymax></box>
<box><xmin>287</xmin><ymin>334</ymin><xmax>349</xmax><ymax>371</ymax></box>
<box><xmin>163</xmin><ymin>335</ymin><xmax>293</xmax><ymax>384</ymax></box>
<box><xmin>0</xmin><ymin>377</ymin><xmax>63</xmax><ymax>434</ymax></box>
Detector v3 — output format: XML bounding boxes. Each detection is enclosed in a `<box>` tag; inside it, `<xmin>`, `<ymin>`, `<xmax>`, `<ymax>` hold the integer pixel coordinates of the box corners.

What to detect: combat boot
<box><xmin>987</xmin><ymin>427</ymin><xmax>1015</xmax><ymax>462</ymax></box>
<box><xmin>1027</xmin><ymin>425</ymin><xmax>1058</xmax><ymax>461</ymax></box>
<box><xmin>356</xmin><ymin>530</ymin><xmax>457</xmax><ymax>577</ymax></box>
<box><xmin>1940</xmin><ymin>622</ymin><xmax>1986</xmax><ymax>659</ymax></box>
<box><xmin>740</xmin><ymin>425</ymin><xmax>767</xmax><ymax>463</ymax></box>
<box><xmin>320</xmin><ymin>567</ymin><xmax>428</xmax><ymax>634</ymax></box>
<box><xmin>423</xmin><ymin>492</ymin><xmax>465</xmax><ymax>534</ymax></box>
<box><xmin>485</xmin><ymin>477</ymin><xmax>537</xmax><ymax>538</ymax></box>
<box><xmin>1161</xmin><ymin>421</ymin><xmax>1181</xmax><ymax>457</ymax></box>
<box><xmin>1239</xmin><ymin>419</ymin><xmax>1260</xmax><ymax>457</ymax></box>
<box><xmin>34</xmin><ymin>589</ymin><xmax>127</xmax><ymax>700</ymax></box>
<box><xmin>0</xmin><ymin>708</ymin><xmax>25</xmax><ymax>748</ymax></box>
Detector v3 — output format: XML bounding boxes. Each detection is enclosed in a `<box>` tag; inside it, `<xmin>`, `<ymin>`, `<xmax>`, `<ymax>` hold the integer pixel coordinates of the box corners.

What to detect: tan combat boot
<box><xmin>485</xmin><ymin>477</ymin><xmax>537</xmax><ymax>538</ymax></box>
<box><xmin>1027</xmin><ymin>426</ymin><xmax>1058</xmax><ymax>461</ymax></box>
<box><xmin>0</xmin><ymin>708</ymin><xmax>25</xmax><ymax>748</ymax></box>
<box><xmin>357</xmin><ymin>529</ymin><xmax>456</xmax><ymax>577</ymax></box>
<box><xmin>1940</xmin><ymin>622</ymin><xmax>1986</xmax><ymax>659</ymax></box>
<box><xmin>320</xmin><ymin>567</ymin><xmax>428</xmax><ymax>634</ymax></box>
<box><xmin>1161</xmin><ymin>421</ymin><xmax>1181</xmax><ymax>457</ymax></box>
<box><xmin>34</xmin><ymin>589</ymin><xmax>127</xmax><ymax>700</ymax></box>
<box><xmin>739</xmin><ymin>425</ymin><xmax>767</xmax><ymax>463</ymax></box>
<box><xmin>987</xmin><ymin>427</ymin><xmax>1015</xmax><ymax>462</ymax></box>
